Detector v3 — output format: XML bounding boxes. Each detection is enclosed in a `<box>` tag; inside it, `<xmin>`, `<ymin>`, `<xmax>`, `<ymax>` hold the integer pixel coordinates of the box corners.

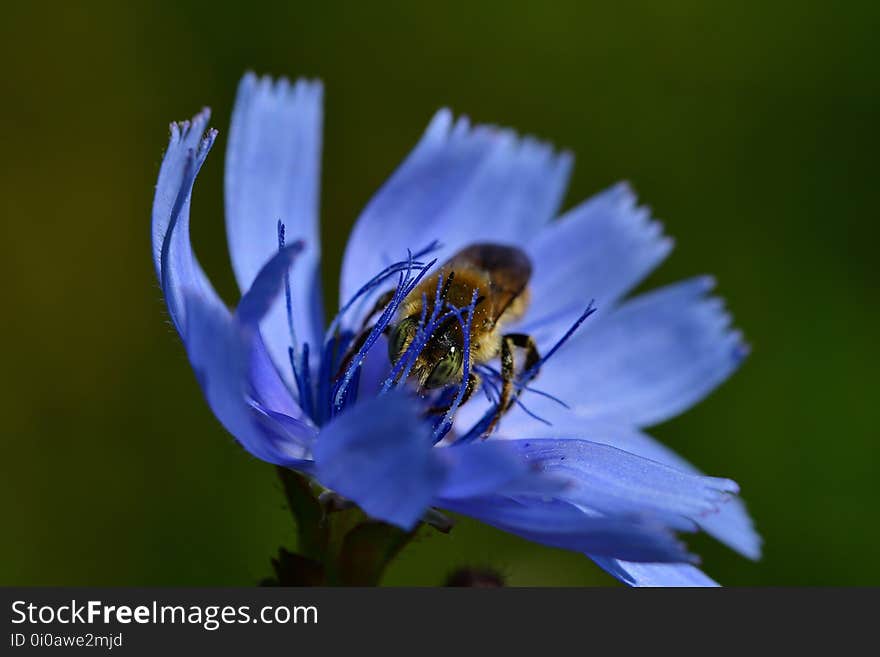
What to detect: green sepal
<box><xmin>276</xmin><ymin>466</ymin><xmax>328</xmax><ymax>561</ymax></box>
<box><xmin>261</xmin><ymin>548</ymin><xmax>326</xmax><ymax>586</ymax></box>
<box><xmin>337</xmin><ymin>521</ymin><xmax>418</xmax><ymax>586</ymax></box>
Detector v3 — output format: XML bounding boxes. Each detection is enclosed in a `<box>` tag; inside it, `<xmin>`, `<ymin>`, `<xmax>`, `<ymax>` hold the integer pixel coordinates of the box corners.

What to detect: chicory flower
<box><xmin>152</xmin><ymin>73</ymin><xmax>760</xmax><ymax>587</ymax></box>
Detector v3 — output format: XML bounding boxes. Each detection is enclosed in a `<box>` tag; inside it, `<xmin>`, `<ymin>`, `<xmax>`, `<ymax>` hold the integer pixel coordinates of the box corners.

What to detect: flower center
<box><xmin>275</xmin><ymin>221</ymin><xmax>594</xmax><ymax>440</ymax></box>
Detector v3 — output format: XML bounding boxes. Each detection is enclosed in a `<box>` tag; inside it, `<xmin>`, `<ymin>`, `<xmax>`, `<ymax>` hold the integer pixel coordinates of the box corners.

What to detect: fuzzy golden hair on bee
<box><xmin>384</xmin><ymin>242</ymin><xmax>540</xmax><ymax>434</ymax></box>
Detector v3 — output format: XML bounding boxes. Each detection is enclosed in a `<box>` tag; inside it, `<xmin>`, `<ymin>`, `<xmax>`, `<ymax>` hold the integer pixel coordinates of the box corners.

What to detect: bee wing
<box><xmin>446</xmin><ymin>243</ymin><xmax>532</xmax><ymax>323</ymax></box>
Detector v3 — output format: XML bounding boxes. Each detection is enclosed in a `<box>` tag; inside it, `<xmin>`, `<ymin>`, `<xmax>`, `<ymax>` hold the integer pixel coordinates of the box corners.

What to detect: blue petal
<box><xmin>694</xmin><ymin>497</ymin><xmax>760</xmax><ymax>561</ymax></box>
<box><xmin>519</xmin><ymin>182</ymin><xmax>672</xmax><ymax>343</ymax></box>
<box><xmin>246</xmin><ymin>331</ymin><xmax>305</xmax><ymax>420</ymax></box>
<box><xmin>340</xmin><ymin>110</ymin><xmax>571</xmax><ymax>327</ymax></box>
<box><xmin>313</xmin><ymin>393</ymin><xmax>447</xmax><ymax>529</ymax></box>
<box><xmin>225</xmin><ymin>73</ymin><xmax>325</xmax><ymax>385</ymax></box>
<box><xmin>235</xmin><ymin>242</ymin><xmax>313</xmax><ymax>422</ymax></box>
<box><xmin>480</xmin><ymin>404</ymin><xmax>761</xmax><ymax>560</ymax></box>
<box><xmin>501</xmin><ymin>416</ymin><xmax>762</xmax><ymax>559</ymax></box>
<box><xmin>563</xmin><ymin>423</ymin><xmax>761</xmax><ymax>560</ymax></box>
<box><xmin>436</xmin><ymin>442</ymin><xmax>533</xmax><ymax>499</ymax></box>
<box><xmin>236</xmin><ymin>242</ymin><xmax>305</xmax><ymax>326</ymax></box>
<box><xmin>250</xmin><ymin>401</ymin><xmax>316</xmax><ymax>467</ymax></box>
<box><xmin>151</xmin><ymin>110</ymin><xmax>221</xmax><ymax>334</ymax></box>
<box><xmin>512</xmin><ymin>276</ymin><xmax>748</xmax><ymax>428</ymax></box>
<box><xmin>507</xmin><ymin>439</ymin><xmax>738</xmax><ymax>528</ymax></box>
<box><xmin>590</xmin><ymin>557</ymin><xmax>719</xmax><ymax>587</ymax></box>
<box><xmin>354</xmin><ymin>333</ymin><xmax>393</xmax><ymax>400</ymax></box>
<box><xmin>183</xmin><ymin>288</ymin><xmax>315</xmax><ymax>468</ymax></box>
<box><xmin>151</xmin><ymin>113</ymin><xmax>308</xmax><ymax>431</ymax></box>
<box><xmin>440</xmin><ymin>496</ymin><xmax>695</xmax><ymax>563</ymax></box>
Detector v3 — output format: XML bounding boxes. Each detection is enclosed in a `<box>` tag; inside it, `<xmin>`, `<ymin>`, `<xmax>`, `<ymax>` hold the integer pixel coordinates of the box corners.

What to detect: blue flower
<box><xmin>152</xmin><ymin>73</ymin><xmax>760</xmax><ymax>587</ymax></box>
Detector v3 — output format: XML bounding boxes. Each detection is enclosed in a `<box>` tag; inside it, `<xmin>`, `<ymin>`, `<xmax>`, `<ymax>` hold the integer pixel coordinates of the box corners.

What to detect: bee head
<box><xmin>388</xmin><ymin>316</ymin><xmax>418</xmax><ymax>364</ymax></box>
<box><xmin>388</xmin><ymin>316</ymin><xmax>464</xmax><ymax>389</ymax></box>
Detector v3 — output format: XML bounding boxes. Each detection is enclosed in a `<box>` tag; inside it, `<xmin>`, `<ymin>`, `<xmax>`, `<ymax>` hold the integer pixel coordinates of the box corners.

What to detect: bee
<box><xmin>386</xmin><ymin>242</ymin><xmax>540</xmax><ymax>435</ymax></box>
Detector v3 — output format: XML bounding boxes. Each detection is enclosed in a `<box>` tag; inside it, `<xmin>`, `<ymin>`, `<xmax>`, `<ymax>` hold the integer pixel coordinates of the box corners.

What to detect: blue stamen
<box><xmin>521</xmin><ymin>301</ymin><xmax>596</xmax><ymax>383</ymax></box>
<box><xmin>519</xmin><ymin>386</ymin><xmax>570</xmax><ymax>410</ymax></box>
<box><xmin>457</xmin><ymin>412</ymin><xmax>496</xmax><ymax>444</ymax></box>
<box><xmin>432</xmin><ymin>289</ymin><xmax>478</xmax><ymax>443</ymax></box>
<box><xmin>431</xmin><ymin>386</ymin><xmax>458</xmax><ymax>411</ymax></box>
<box><xmin>316</xmin><ymin>332</ymin><xmax>351</xmax><ymax>425</ymax></box>
<box><xmin>476</xmin><ymin>369</ymin><xmax>501</xmax><ymax>398</ymax></box>
<box><xmin>388</xmin><ymin>304</ymin><xmax>461</xmax><ymax>391</ymax></box>
<box><xmin>382</xmin><ymin>294</ymin><xmax>429</xmax><ymax>391</ymax></box>
<box><xmin>394</xmin><ymin>276</ymin><xmax>448</xmax><ymax>386</ymax></box>
<box><xmin>287</xmin><ymin>347</ymin><xmax>303</xmax><ymax>405</ymax></box>
<box><xmin>278</xmin><ymin>220</ymin><xmax>315</xmax><ymax>414</ymax></box>
<box><xmin>287</xmin><ymin>342</ymin><xmax>316</xmax><ymax>423</ymax></box>
<box><xmin>476</xmin><ymin>363</ymin><xmax>570</xmax><ymax>409</ymax></box>
<box><xmin>381</xmin><ymin>274</ymin><xmax>449</xmax><ymax>392</ymax></box>
<box><xmin>473</xmin><ymin>365</ymin><xmax>554</xmax><ymax>426</ymax></box>
<box><xmin>332</xmin><ymin>252</ymin><xmax>436</xmax><ymax>413</ymax></box>
<box><xmin>336</xmin><ymin>364</ymin><xmax>361</xmax><ymax>414</ymax></box>
<box><xmin>327</xmin><ymin>240</ymin><xmax>441</xmax><ymax>335</ymax></box>
<box><xmin>277</xmin><ymin>221</ymin><xmax>299</xmax><ymax>356</ymax></box>
<box><xmin>508</xmin><ymin>399</ymin><xmax>553</xmax><ymax>427</ymax></box>
<box><xmin>299</xmin><ymin>343</ymin><xmax>314</xmax><ymax>419</ymax></box>
<box><xmin>457</xmin><ymin>302</ymin><xmax>597</xmax><ymax>443</ymax></box>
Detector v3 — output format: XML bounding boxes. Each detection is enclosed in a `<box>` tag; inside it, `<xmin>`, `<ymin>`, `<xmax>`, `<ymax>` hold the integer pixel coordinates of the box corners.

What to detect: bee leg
<box><xmin>483</xmin><ymin>336</ymin><xmax>517</xmax><ymax>436</ymax></box>
<box><xmin>483</xmin><ymin>333</ymin><xmax>541</xmax><ymax>436</ymax></box>
<box><xmin>462</xmin><ymin>371</ymin><xmax>482</xmax><ymax>406</ymax></box>
<box><xmin>504</xmin><ymin>333</ymin><xmax>541</xmax><ymax>380</ymax></box>
<box><xmin>425</xmin><ymin>372</ymin><xmax>480</xmax><ymax>415</ymax></box>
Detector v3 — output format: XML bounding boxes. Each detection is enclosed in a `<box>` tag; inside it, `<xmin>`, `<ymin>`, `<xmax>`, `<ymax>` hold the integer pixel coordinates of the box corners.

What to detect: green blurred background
<box><xmin>1</xmin><ymin>1</ymin><xmax>877</xmax><ymax>586</ymax></box>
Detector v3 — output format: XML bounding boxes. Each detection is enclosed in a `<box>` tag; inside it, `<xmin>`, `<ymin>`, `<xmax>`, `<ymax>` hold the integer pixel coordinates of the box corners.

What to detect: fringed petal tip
<box><xmin>419</xmin><ymin>109</ymin><xmax>574</xmax><ymax>213</ymax></box>
<box><xmin>509</xmin><ymin>439</ymin><xmax>745</xmax><ymax>527</ymax></box>
<box><xmin>151</xmin><ymin>106</ymin><xmax>221</xmax><ymax>335</ymax></box>
<box><xmin>340</xmin><ymin>105</ymin><xmax>574</xmax><ymax>321</ymax></box>
<box><xmin>733</xmin><ymin>334</ymin><xmax>752</xmax><ymax>363</ymax></box>
<box><xmin>443</xmin><ymin>495</ymin><xmax>699</xmax><ymax>564</ymax></box>
<box><xmin>689</xmin><ymin>278</ymin><xmax>751</xmax><ymax>362</ymax></box>
<box><xmin>707</xmin><ymin>476</ymin><xmax>740</xmax><ymax>497</ymax></box>
<box><xmin>425</xmin><ymin>107</ymin><xmax>572</xmax><ymax>171</ymax></box>
<box><xmin>496</xmin><ymin>423</ymin><xmax>763</xmax><ymax>564</ymax></box>
<box><xmin>521</xmin><ymin>180</ymin><xmax>674</xmax><ymax>340</ymax></box>
<box><xmin>692</xmin><ymin>282</ymin><xmax>751</xmax><ymax>370</ymax></box>
<box><xmin>702</xmin><ymin>495</ymin><xmax>763</xmax><ymax>561</ymax></box>
<box><xmin>239</xmin><ymin>71</ymin><xmax>323</xmax><ymax>103</ymax></box>
<box><xmin>180</xmin><ymin>127</ymin><xmax>218</xmax><ymax>166</ymax></box>
<box><xmin>168</xmin><ymin>107</ymin><xmax>212</xmax><ymax>142</ymax></box>
<box><xmin>600</xmin><ymin>180</ymin><xmax>674</xmax><ymax>251</ymax></box>
<box><xmin>562</xmin><ymin>274</ymin><xmax>749</xmax><ymax>427</ymax></box>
